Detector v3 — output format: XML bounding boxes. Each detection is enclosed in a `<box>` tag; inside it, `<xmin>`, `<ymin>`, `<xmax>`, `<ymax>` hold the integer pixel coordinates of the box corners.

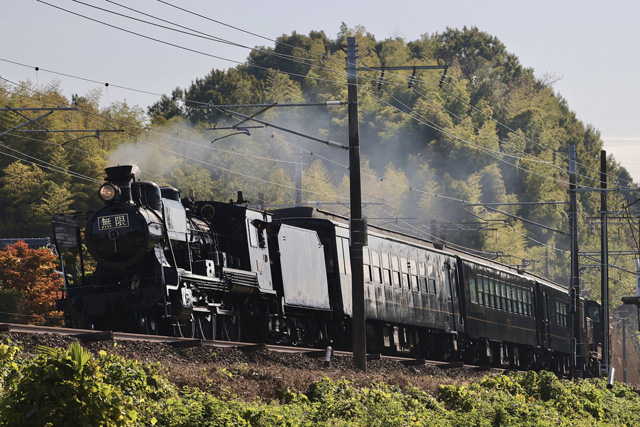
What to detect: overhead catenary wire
<box><xmin>2</xmin><ymin>41</ymin><xmax>636</xmax><ymax>266</ymax></box>
<box><xmin>0</xmin><ymin>79</ymin><xmax>308</xmax><ymax>167</ymax></box>
<box><xmin>2</xmin><ymin>67</ymin><xmax>590</xmax><ymax>214</ymax></box>
<box><xmin>75</xmin><ymin>0</ymin><xmax>322</xmax><ymax>71</ymax></box>
<box><xmin>0</xmin><ymin>142</ymin><xmax>102</xmax><ymax>184</ymax></box>
<box><xmin>0</xmin><ymin>69</ymin><xmax>618</xmax><ymax>234</ymax></box>
<box><xmin>0</xmin><ymin>28</ymin><xmax>620</xmax><ymax>192</ymax></box>
<box><xmin>0</xmin><ymin>38</ymin><xmax>632</xmax><ymax>270</ymax></box>
<box><xmin>362</xmin><ymin>86</ymin><xmax>593</xmax><ymax>190</ymax></box>
<box><xmin>0</xmin><ymin>80</ymin><xmax>600</xmax><ymax>268</ymax></box>
<box><xmin>366</xmin><ymin>83</ymin><xmax>618</xmax><ymax>191</ymax></box>
<box><xmin>36</xmin><ymin>0</ymin><xmax>352</xmax><ymax>92</ymax></box>
<box><xmin>33</xmin><ymin>0</ymin><xmax>638</xmax><ymax>190</ymax></box>
<box><xmin>0</xmin><ymin>76</ymin><xmax>594</xmax><ymax>246</ymax></box>
<box><xmin>364</xmin><ymin>63</ymin><xmax>636</xmax><ymax>189</ymax></box>
<box><xmin>3</xmin><ymin>80</ymin><xmax>471</xmax><ymax>240</ymax></box>
<box><xmin>105</xmin><ymin>0</ymin><xmax>632</xmax><ymax>190</ymax></box>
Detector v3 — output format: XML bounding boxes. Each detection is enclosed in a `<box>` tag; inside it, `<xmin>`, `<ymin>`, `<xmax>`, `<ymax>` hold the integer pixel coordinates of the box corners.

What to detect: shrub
<box><xmin>0</xmin><ymin>343</ymin><xmax>137</xmax><ymax>426</ymax></box>
<box><xmin>0</xmin><ymin>338</ymin><xmax>22</xmax><ymax>398</ymax></box>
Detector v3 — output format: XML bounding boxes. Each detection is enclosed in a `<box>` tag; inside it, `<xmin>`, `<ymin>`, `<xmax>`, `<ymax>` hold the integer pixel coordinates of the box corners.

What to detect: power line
<box><xmin>36</xmin><ymin>0</ymin><xmax>350</xmax><ymax>91</ymax></box>
<box><xmin>0</xmin><ymin>78</ymin><xmax>572</xmax><ymax>246</ymax></box>
<box><xmin>361</xmin><ymin>60</ymin><xmax>635</xmax><ymax>189</ymax></box>
<box><xmin>2</xmin><ymin>57</ymin><xmax>632</xmax><ymax>270</ymax></box>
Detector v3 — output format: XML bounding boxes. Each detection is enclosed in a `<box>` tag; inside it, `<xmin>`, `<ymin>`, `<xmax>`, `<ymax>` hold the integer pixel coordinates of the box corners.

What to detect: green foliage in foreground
<box><xmin>1</xmin><ymin>339</ymin><xmax>640</xmax><ymax>426</ymax></box>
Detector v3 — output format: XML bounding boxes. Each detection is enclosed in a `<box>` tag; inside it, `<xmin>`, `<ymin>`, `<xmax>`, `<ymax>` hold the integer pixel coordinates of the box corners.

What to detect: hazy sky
<box><xmin>2</xmin><ymin>0</ymin><xmax>640</xmax><ymax>181</ymax></box>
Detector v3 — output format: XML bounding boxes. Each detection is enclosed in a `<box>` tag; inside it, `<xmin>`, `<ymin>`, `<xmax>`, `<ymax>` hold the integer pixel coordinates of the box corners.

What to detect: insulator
<box><xmin>408</xmin><ymin>66</ymin><xmax>417</xmax><ymax>88</ymax></box>
<box><xmin>377</xmin><ymin>70</ymin><xmax>385</xmax><ymax>90</ymax></box>
<box><xmin>439</xmin><ymin>66</ymin><xmax>448</xmax><ymax>88</ymax></box>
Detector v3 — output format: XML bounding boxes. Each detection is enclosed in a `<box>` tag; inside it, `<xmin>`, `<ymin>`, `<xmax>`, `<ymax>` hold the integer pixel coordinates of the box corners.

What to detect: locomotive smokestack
<box><xmin>104</xmin><ymin>165</ymin><xmax>135</xmax><ymax>203</ymax></box>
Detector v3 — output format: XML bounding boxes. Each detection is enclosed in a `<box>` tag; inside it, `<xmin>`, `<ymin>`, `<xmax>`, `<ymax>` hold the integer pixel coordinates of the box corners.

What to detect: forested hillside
<box><xmin>0</xmin><ymin>25</ymin><xmax>638</xmax><ymax>303</ymax></box>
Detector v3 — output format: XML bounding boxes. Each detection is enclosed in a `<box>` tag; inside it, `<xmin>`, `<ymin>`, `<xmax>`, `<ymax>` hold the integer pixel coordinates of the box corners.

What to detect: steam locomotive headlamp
<box><xmin>98</xmin><ymin>183</ymin><xmax>120</xmax><ymax>202</ymax></box>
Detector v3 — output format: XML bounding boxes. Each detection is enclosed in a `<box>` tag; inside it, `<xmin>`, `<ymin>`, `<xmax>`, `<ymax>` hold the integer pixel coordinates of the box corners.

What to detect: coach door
<box><xmin>445</xmin><ymin>260</ymin><xmax>463</xmax><ymax>332</ymax></box>
<box><xmin>539</xmin><ymin>290</ymin><xmax>551</xmax><ymax>350</ymax></box>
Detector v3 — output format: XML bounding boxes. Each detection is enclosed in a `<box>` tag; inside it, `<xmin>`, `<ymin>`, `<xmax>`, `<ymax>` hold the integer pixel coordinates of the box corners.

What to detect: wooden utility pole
<box><xmin>601</xmin><ymin>150</ymin><xmax>610</xmax><ymax>377</ymax></box>
<box><xmin>569</xmin><ymin>144</ymin><xmax>580</xmax><ymax>378</ymax></box>
<box><xmin>347</xmin><ymin>36</ymin><xmax>367</xmax><ymax>372</ymax></box>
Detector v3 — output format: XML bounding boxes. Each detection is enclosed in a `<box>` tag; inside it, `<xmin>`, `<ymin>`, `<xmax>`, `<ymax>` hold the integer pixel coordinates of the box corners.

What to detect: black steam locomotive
<box><xmin>53</xmin><ymin>165</ymin><xmax>602</xmax><ymax>376</ymax></box>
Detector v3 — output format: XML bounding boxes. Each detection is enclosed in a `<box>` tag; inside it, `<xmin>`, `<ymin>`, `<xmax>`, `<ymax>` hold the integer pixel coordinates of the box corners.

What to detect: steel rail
<box><xmin>0</xmin><ymin>323</ymin><xmax>491</xmax><ymax>370</ymax></box>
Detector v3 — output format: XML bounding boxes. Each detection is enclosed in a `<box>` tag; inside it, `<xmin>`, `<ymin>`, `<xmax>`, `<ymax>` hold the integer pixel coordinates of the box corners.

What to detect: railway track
<box><xmin>0</xmin><ymin>323</ymin><xmax>488</xmax><ymax>372</ymax></box>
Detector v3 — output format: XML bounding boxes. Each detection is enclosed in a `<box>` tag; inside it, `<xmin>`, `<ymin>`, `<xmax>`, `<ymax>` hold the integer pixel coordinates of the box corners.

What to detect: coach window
<box><xmin>391</xmin><ymin>255</ymin><xmax>401</xmax><ymax>288</ymax></box>
<box><xmin>428</xmin><ymin>269</ymin><xmax>437</xmax><ymax>294</ymax></box>
<box><xmin>469</xmin><ymin>274</ymin><xmax>478</xmax><ymax>304</ymax></box>
<box><xmin>502</xmin><ymin>283</ymin><xmax>508</xmax><ymax>311</ymax></box>
<box><xmin>556</xmin><ymin>300</ymin><xmax>568</xmax><ymax>327</ymax></box>
<box><xmin>371</xmin><ymin>249</ymin><xmax>382</xmax><ymax>284</ymax></box>
<box><xmin>477</xmin><ymin>275</ymin><xmax>485</xmax><ymax>306</ymax></box>
<box><xmin>400</xmin><ymin>257</ymin><xmax>409</xmax><ymax>288</ymax></box>
<box><xmin>530</xmin><ymin>291</ymin><xmax>535</xmax><ymax>316</ymax></box>
<box><xmin>484</xmin><ymin>276</ymin><xmax>493</xmax><ymax>308</ymax></box>
<box><xmin>517</xmin><ymin>289</ymin><xmax>523</xmax><ymax>315</ymax></box>
<box><xmin>418</xmin><ymin>261</ymin><xmax>427</xmax><ymax>292</ymax></box>
<box><xmin>341</xmin><ymin>238</ymin><xmax>351</xmax><ymax>276</ymax></box>
<box><xmin>409</xmin><ymin>259</ymin><xmax>418</xmax><ymax>291</ymax></box>
<box><xmin>497</xmin><ymin>282</ymin><xmax>505</xmax><ymax>310</ymax></box>
<box><xmin>490</xmin><ymin>279</ymin><xmax>498</xmax><ymax>309</ymax></box>
<box><xmin>382</xmin><ymin>252</ymin><xmax>391</xmax><ymax>286</ymax></box>
<box><xmin>526</xmin><ymin>291</ymin><xmax>532</xmax><ymax>316</ymax></box>
<box><xmin>363</xmin><ymin>248</ymin><xmax>372</xmax><ymax>283</ymax></box>
<box><xmin>502</xmin><ymin>286</ymin><xmax>508</xmax><ymax>312</ymax></box>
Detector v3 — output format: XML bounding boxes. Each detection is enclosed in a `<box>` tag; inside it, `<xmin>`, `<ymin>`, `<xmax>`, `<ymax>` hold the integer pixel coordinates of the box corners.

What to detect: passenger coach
<box><xmin>273</xmin><ymin>207</ymin><xmax>601</xmax><ymax>374</ymax></box>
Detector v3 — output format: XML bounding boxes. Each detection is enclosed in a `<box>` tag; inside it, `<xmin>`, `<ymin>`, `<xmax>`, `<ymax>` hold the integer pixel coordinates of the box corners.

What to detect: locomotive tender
<box><xmin>53</xmin><ymin>165</ymin><xmax>602</xmax><ymax>375</ymax></box>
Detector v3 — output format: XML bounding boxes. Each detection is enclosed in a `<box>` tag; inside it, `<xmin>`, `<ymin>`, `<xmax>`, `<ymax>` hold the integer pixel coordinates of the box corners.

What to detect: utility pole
<box><xmin>569</xmin><ymin>144</ymin><xmax>580</xmax><ymax>378</ymax></box>
<box><xmin>347</xmin><ymin>36</ymin><xmax>367</xmax><ymax>372</ymax></box>
<box><xmin>600</xmin><ymin>150</ymin><xmax>610</xmax><ymax>377</ymax></box>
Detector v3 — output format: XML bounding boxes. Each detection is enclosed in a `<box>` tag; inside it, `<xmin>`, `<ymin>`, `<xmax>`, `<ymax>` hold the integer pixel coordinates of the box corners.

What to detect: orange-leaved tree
<box><xmin>0</xmin><ymin>241</ymin><xmax>63</xmax><ymax>325</ymax></box>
